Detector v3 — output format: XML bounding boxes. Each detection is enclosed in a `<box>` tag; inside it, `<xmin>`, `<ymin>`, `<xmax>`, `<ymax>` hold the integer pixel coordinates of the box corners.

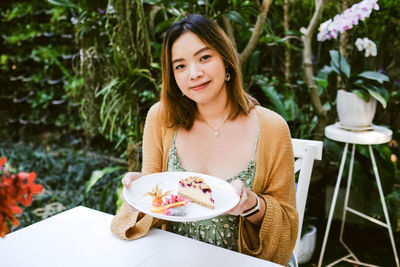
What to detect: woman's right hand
<box><xmin>121</xmin><ymin>172</ymin><xmax>142</xmax><ymax>212</ymax></box>
<box><xmin>122</xmin><ymin>172</ymin><xmax>142</xmax><ymax>188</ymax></box>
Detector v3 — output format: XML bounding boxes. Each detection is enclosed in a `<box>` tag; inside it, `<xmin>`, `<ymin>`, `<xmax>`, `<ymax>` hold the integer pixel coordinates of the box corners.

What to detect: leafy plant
<box><xmin>253</xmin><ymin>75</ymin><xmax>320</xmax><ymax>139</ymax></box>
<box><xmin>1</xmin><ymin>0</ymin><xmax>81</xmax><ymax>136</ymax></box>
<box><xmin>323</xmin><ymin>49</ymin><xmax>390</xmax><ymax>108</ymax></box>
<box><xmin>85</xmin><ymin>166</ymin><xmax>126</xmax><ymax>211</ymax></box>
<box><xmin>316</xmin><ymin>0</ymin><xmax>390</xmax><ymax>108</ymax></box>
<box><xmin>0</xmin><ymin>137</ymin><xmax>127</xmax><ymax>231</ymax></box>
<box><xmin>96</xmin><ymin>71</ymin><xmax>157</xmax><ymax>142</ymax></box>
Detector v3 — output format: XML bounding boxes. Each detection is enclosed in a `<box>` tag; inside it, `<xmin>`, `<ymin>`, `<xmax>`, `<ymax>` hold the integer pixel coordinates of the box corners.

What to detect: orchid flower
<box><xmin>317</xmin><ymin>0</ymin><xmax>380</xmax><ymax>42</ymax></box>
<box><xmin>355</xmin><ymin>38</ymin><xmax>377</xmax><ymax>57</ymax></box>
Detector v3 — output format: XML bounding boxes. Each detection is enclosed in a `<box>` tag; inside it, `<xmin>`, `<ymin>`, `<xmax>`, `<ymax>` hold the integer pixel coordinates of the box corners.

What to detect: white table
<box><xmin>0</xmin><ymin>206</ymin><xmax>282</xmax><ymax>267</ymax></box>
<box><xmin>318</xmin><ymin>124</ymin><xmax>399</xmax><ymax>267</ymax></box>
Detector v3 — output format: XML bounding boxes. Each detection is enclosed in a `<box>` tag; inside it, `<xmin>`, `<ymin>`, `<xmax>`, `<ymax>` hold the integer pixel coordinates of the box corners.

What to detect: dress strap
<box><xmin>172</xmin><ymin>128</ymin><xmax>178</xmax><ymax>145</ymax></box>
<box><xmin>251</xmin><ymin>127</ymin><xmax>259</xmax><ymax>161</ymax></box>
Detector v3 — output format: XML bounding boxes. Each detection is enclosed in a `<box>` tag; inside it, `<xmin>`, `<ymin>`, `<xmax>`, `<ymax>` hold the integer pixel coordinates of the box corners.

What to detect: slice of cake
<box><xmin>178</xmin><ymin>176</ymin><xmax>214</xmax><ymax>209</ymax></box>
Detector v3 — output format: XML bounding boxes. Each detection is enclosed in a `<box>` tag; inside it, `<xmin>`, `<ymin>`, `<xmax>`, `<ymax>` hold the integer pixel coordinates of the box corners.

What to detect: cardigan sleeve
<box><xmin>141</xmin><ymin>103</ymin><xmax>165</xmax><ymax>175</ymax></box>
<box><xmin>238</xmin><ymin>110</ymin><xmax>298</xmax><ymax>265</ymax></box>
<box><xmin>110</xmin><ymin>103</ymin><xmax>166</xmax><ymax>240</ymax></box>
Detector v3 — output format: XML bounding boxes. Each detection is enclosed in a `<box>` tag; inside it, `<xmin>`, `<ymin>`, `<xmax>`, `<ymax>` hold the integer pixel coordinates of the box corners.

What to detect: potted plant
<box><xmin>298</xmin><ymin>215</ymin><xmax>318</xmax><ymax>264</ymax></box>
<box><xmin>324</xmin><ymin>48</ymin><xmax>389</xmax><ymax>129</ymax></box>
<box><xmin>317</xmin><ymin>0</ymin><xmax>390</xmax><ymax>130</ymax></box>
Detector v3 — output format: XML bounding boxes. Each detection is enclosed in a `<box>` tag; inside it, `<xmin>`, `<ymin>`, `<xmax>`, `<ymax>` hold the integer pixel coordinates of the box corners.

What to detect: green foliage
<box><xmin>85</xmin><ymin>166</ymin><xmax>125</xmax><ymax>194</ymax></box>
<box><xmin>47</xmin><ymin>0</ymin><xmax>78</xmax><ymax>9</ymax></box>
<box><xmin>0</xmin><ymin>139</ymin><xmax>126</xmax><ymax>231</ymax></box>
<box><xmin>86</xmin><ymin>0</ymin><xmax>159</xmax><ymax>145</ymax></box>
<box><xmin>1</xmin><ymin>0</ymin><xmax>81</xmax><ymax>134</ymax></box>
<box><xmin>85</xmin><ymin>166</ymin><xmax>126</xmax><ymax>211</ymax></box>
<box><xmin>96</xmin><ymin>71</ymin><xmax>157</xmax><ymax>142</ymax></box>
<box><xmin>329</xmin><ymin>50</ymin><xmax>351</xmax><ymax>79</ymax></box>
<box><xmin>253</xmin><ymin>75</ymin><xmax>319</xmax><ymax>139</ymax></box>
<box><xmin>323</xmin><ymin>50</ymin><xmax>389</xmax><ymax>108</ymax></box>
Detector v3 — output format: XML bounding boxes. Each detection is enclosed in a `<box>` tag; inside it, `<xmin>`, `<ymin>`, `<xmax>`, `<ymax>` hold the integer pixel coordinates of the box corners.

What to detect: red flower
<box><xmin>0</xmin><ymin>157</ymin><xmax>43</xmax><ymax>237</ymax></box>
<box><xmin>0</xmin><ymin>157</ymin><xmax>5</xmax><ymax>167</ymax></box>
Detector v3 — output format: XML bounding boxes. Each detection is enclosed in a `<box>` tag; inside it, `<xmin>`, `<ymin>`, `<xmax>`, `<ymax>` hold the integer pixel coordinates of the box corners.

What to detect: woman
<box><xmin>110</xmin><ymin>14</ymin><xmax>298</xmax><ymax>266</ymax></box>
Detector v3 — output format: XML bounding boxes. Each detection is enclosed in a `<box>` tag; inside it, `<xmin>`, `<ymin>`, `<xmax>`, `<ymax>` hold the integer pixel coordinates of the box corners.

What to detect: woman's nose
<box><xmin>189</xmin><ymin>65</ymin><xmax>203</xmax><ymax>80</ymax></box>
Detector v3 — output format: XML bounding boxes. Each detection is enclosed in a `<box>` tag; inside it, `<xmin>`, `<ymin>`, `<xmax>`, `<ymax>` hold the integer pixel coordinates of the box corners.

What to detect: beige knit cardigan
<box><xmin>110</xmin><ymin>102</ymin><xmax>298</xmax><ymax>265</ymax></box>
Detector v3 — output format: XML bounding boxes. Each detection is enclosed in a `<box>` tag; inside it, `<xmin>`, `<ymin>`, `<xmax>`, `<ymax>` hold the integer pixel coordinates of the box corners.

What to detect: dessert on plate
<box><xmin>178</xmin><ymin>176</ymin><xmax>214</xmax><ymax>209</ymax></box>
<box><xmin>143</xmin><ymin>184</ymin><xmax>172</xmax><ymax>206</ymax></box>
<box><xmin>143</xmin><ymin>175</ymin><xmax>215</xmax><ymax>217</ymax></box>
<box><xmin>144</xmin><ymin>185</ymin><xmax>189</xmax><ymax>216</ymax></box>
<box><xmin>150</xmin><ymin>194</ymin><xmax>188</xmax><ymax>216</ymax></box>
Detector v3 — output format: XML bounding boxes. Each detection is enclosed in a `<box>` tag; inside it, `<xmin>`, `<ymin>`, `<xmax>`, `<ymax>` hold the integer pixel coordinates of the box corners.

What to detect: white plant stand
<box><xmin>318</xmin><ymin>124</ymin><xmax>399</xmax><ymax>267</ymax></box>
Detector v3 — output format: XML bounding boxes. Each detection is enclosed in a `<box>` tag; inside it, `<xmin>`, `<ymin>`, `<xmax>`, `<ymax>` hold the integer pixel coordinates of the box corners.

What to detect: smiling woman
<box><xmin>171</xmin><ymin>32</ymin><xmax>227</xmax><ymax>107</ymax></box>
<box><xmin>160</xmin><ymin>15</ymin><xmax>258</xmax><ymax>131</ymax></box>
<box><xmin>110</xmin><ymin>14</ymin><xmax>298</xmax><ymax>266</ymax></box>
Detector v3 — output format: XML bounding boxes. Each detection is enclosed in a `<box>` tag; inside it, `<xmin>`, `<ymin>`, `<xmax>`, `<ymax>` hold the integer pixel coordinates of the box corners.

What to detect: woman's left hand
<box><xmin>225</xmin><ymin>179</ymin><xmax>256</xmax><ymax>216</ymax></box>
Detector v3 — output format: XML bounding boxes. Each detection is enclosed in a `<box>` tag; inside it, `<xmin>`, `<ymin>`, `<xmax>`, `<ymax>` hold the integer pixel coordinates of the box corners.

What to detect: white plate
<box><xmin>123</xmin><ymin>171</ymin><xmax>240</xmax><ymax>222</ymax></box>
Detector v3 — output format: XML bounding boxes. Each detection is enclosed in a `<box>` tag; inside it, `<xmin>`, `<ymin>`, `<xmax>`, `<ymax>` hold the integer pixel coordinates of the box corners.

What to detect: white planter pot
<box><xmin>298</xmin><ymin>225</ymin><xmax>317</xmax><ymax>264</ymax></box>
<box><xmin>336</xmin><ymin>90</ymin><xmax>377</xmax><ymax>129</ymax></box>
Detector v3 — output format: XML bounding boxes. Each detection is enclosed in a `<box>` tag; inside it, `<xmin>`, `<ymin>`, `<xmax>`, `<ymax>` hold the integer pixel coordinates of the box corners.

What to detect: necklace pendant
<box><xmin>214</xmin><ymin>131</ymin><xmax>220</xmax><ymax>137</ymax></box>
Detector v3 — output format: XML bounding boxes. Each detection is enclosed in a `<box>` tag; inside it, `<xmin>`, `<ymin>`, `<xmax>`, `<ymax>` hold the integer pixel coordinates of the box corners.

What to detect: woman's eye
<box><xmin>175</xmin><ymin>64</ymin><xmax>185</xmax><ymax>70</ymax></box>
<box><xmin>200</xmin><ymin>55</ymin><xmax>211</xmax><ymax>61</ymax></box>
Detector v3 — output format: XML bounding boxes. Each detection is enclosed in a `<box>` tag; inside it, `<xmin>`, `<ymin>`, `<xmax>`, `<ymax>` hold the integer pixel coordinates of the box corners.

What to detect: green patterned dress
<box><xmin>167</xmin><ymin>129</ymin><xmax>258</xmax><ymax>251</ymax></box>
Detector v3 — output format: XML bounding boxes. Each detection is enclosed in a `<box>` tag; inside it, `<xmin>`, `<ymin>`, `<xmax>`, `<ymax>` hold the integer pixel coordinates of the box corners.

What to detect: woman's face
<box><xmin>171</xmin><ymin>31</ymin><xmax>227</xmax><ymax>106</ymax></box>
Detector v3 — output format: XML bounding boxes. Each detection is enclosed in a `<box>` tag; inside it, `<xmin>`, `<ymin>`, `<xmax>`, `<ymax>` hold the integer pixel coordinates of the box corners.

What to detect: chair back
<box><xmin>291</xmin><ymin>138</ymin><xmax>323</xmax><ymax>259</ymax></box>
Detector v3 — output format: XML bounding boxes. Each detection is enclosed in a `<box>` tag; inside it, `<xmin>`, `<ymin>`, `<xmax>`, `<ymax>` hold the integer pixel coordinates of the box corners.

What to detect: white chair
<box><xmin>291</xmin><ymin>138</ymin><xmax>323</xmax><ymax>262</ymax></box>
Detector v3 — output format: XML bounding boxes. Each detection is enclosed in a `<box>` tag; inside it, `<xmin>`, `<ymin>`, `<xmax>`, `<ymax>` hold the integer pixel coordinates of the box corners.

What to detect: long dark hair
<box><xmin>160</xmin><ymin>14</ymin><xmax>257</xmax><ymax>130</ymax></box>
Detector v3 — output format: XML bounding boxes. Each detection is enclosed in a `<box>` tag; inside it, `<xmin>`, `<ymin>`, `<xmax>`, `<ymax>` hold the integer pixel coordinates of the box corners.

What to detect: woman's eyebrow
<box><xmin>172</xmin><ymin>47</ymin><xmax>211</xmax><ymax>65</ymax></box>
<box><xmin>194</xmin><ymin>46</ymin><xmax>210</xmax><ymax>56</ymax></box>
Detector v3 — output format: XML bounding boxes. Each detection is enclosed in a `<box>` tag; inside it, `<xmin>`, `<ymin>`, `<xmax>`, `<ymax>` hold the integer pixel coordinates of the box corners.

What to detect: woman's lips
<box><xmin>190</xmin><ymin>81</ymin><xmax>210</xmax><ymax>91</ymax></box>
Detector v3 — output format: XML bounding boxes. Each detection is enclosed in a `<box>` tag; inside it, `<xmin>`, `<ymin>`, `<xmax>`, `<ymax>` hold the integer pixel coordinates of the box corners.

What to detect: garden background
<box><xmin>1</xmin><ymin>0</ymin><xmax>399</xmax><ymax>266</ymax></box>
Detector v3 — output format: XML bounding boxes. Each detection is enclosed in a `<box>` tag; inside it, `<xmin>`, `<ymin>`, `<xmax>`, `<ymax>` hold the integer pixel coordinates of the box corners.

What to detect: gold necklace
<box><xmin>201</xmin><ymin>116</ymin><xmax>229</xmax><ymax>137</ymax></box>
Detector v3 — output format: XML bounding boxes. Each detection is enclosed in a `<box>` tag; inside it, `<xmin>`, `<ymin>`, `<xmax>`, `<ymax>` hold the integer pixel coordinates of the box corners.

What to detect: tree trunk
<box><xmin>339</xmin><ymin>0</ymin><xmax>350</xmax><ymax>58</ymax></box>
<box><xmin>222</xmin><ymin>14</ymin><xmax>237</xmax><ymax>51</ymax></box>
<box><xmin>302</xmin><ymin>0</ymin><xmax>328</xmax><ymax>121</ymax></box>
<box><xmin>239</xmin><ymin>0</ymin><xmax>273</xmax><ymax>65</ymax></box>
<box><xmin>337</xmin><ymin>0</ymin><xmax>350</xmax><ymax>88</ymax></box>
<box><xmin>284</xmin><ymin>0</ymin><xmax>291</xmax><ymax>81</ymax></box>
